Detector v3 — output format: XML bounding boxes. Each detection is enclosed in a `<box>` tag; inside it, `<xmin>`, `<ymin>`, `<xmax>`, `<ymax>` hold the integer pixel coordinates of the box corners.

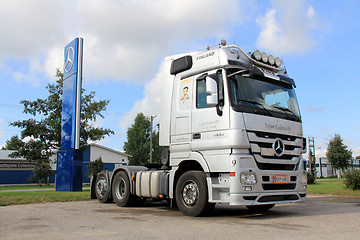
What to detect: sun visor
<box><xmin>279</xmin><ymin>75</ymin><xmax>296</xmax><ymax>88</ymax></box>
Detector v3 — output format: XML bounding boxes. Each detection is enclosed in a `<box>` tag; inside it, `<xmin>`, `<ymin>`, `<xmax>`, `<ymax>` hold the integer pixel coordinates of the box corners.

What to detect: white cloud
<box><xmin>74</xmin><ymin>0</ymin><xmax>244</xmax><ymax>82</ymax></box>
<box><xmin>352</xmin><ymin>147</ymin><xmax>360</xmax><ymax>158</ymax></box>
<box><xmin>0</xmin><ymin>0</ymin><xmax>247</xmax><ymax>133</ymax></box>
<box><xmin>255</xmin><ymin>0</ymin><xmax>323</xmax><ymax>55</ymax></box>
<box><xmin>0</xmin><ymin>0</ymin><xmax>245</xmax><ymax>83</ymax></box>
<box><xmin>118</xmin><ymin>62</ymin><xmax>165</xmax><ymax>133</ymax></box>
<box><xmin>0</xmin><ymin>0</ymin><xmax>66</xmax><ymax>60</ymax></box>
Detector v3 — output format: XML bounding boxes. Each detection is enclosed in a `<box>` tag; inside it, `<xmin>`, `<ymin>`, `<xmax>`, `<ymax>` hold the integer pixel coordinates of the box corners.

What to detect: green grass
<box><xmin>0</xmin><ymin>185</ymin><xmax>55</xmax><ymax>191</ymax></box>
<box><xmin>307</xmin><ymin>178</ymin><xmax>360</xmax><ymax>197</ymax></box>
<box><xmin>0</xmin><ymin>189</ymin><xmax>91</xmax><ymax>206</ymax></box>
<box><xmin>0</xmin><ymin>184</ymin><xmax>90</xmax><ymax>191</ymax></box>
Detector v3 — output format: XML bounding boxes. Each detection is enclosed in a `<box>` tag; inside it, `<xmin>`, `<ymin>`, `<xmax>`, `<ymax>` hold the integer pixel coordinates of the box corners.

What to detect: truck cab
<box><xmin>93</xmin><ymin>41</ymin><xmax>307</xmax><ymax>216</ymax></box>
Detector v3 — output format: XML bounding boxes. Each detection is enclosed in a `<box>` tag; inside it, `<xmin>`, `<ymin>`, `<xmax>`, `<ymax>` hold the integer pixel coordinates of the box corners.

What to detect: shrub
<box><xmin>343</xmin><ymin>169</ymin><xmax>360</xmax><ymax>190</ymax></box>
<box><xmin>307</xmin><ymin>171</ymin><xmax>316</xmax><ymax>184</ymax></box>
<box><xmin>87</xmin><ymin>157</ymin><xmax>104</xmax><ymax>177</ymax></box>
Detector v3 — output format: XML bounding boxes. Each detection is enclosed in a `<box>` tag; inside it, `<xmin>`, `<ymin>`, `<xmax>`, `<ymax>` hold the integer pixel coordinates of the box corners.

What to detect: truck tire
<box><xmin>112</xmin><ymin>171</ymin><xmax>140</xmax><ymax>207</ymax></box>
<box><xmin>95</xmin><ymin>171</ymin><xmax>113</xmax><ymax>203</ymax></box>
<box><xmin>246</xmin><ymin>204</ymin><xmax>275</xmax><ymax>212</ymax></box>
<box><xmin>175</xmin><ymin>171</ymin><xmax>215</xmax><ymax>216</ymax></box>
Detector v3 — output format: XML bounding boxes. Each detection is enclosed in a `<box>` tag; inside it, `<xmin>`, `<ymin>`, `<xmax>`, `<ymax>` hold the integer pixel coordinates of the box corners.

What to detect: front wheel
<box><xmin>175</xmin><ymin>171</ymin><xmax>215</xmax><ymax>217</ymax></box>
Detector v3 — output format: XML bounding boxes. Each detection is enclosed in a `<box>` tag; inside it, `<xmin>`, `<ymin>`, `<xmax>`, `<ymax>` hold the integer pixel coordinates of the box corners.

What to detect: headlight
<box><xmin>240</xmin><ymin>172</ymin><xmax>257</xmax><ymax>185</ymax></box>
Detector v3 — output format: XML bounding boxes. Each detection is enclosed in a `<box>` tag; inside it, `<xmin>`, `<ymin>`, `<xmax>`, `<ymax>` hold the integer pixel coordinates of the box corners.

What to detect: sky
<box><xmin>0</xmin><ymin>0</ymin><xmax>359</xmax><ymax>159</ymax></box>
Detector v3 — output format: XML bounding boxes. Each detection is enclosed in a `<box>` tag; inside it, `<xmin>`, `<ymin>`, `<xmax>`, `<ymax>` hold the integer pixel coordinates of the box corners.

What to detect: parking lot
<box><xmin>0</xmin><ymin>195</ymin><xmax>359</xmax><ymax>240</ymax></box>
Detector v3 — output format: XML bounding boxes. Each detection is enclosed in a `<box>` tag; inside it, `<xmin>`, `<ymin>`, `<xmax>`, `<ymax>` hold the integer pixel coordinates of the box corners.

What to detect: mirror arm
<box><xmin>216</xmin><ymin>100</ymin><xmax>224</xmax><ymax>116</ymax></box>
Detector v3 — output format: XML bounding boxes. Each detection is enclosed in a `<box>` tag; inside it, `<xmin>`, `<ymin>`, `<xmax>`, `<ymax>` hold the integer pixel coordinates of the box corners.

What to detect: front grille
<box><xmin>257</xmin><ymin>162</ymin><xmax>295</xmax><ymax>171</ymax></box>
<box><xmin>247</xmin><ymin>130</ymin><xmax>302</xmax><ymax>170</ymax></box>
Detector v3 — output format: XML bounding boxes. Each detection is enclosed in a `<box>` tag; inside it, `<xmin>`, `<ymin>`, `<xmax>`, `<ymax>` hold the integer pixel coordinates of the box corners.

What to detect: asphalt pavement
<box><xmin>0</xmin><ymin>195</ymin><xmax>359</xmax><ymax>240</ymax></box>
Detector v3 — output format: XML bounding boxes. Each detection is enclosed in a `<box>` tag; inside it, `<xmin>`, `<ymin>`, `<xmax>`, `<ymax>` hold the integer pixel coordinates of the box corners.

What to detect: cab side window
<box><xmin>196</xmin><ymin>70</ymin><xmax>224</xmax><ymax>109</ymax></box>
<box><xmin>196</xmin><ymin>78</ymin><xmax>211</xmax><ymax>109</ymax></box>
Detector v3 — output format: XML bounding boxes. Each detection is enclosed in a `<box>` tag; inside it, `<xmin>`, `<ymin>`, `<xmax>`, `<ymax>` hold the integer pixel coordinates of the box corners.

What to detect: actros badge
<box><xmin>64</xmin><ymin>47</ymin><xmax>74</xmax><ymax>73</ymax></box>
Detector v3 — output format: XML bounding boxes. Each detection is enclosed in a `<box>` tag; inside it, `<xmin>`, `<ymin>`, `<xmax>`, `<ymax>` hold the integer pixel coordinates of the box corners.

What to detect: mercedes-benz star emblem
<box><xmin>273</xmin><ymin>138</ymin><xmax>285</xmax><ymax>157</ymax></box>
<box><xmin>64</xmin><ymin>47</ymin><xmax>74</xmax><ymax>73</ymax></box>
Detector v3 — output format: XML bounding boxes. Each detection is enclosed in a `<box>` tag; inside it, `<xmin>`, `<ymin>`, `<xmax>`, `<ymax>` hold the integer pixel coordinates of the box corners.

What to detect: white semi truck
<box><xmin>91</xmin><ymin>40</ymin><xmax>307</xmax><ymax>216</ymax></box>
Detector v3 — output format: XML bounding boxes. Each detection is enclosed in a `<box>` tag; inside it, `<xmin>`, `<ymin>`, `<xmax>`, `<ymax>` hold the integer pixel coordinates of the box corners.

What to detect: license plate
<box><xmin>273</xmin><ymin>175</ymin><xmax>288</xmax><ymax>184</ymax></box>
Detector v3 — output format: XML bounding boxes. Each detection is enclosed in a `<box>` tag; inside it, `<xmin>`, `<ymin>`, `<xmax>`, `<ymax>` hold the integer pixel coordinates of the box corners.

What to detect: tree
<box><xmin>2</xmin><ymin>135</ymin><xmax>24</xmax><ymax>150</ymax></box>
<box><xmin>307</xmin><ymin>148</ymin><xmax>316</xmax><ymax>184</ymax></box>
<box><xmin>87</xmin><ymin>157</ymin><xmax>104</xmax><ymax>177</ymax></box>
<box><xmin>123</xmin><ymin>113</ymin><xmax>164</xmax><ymax>165</ymax></box>
<box><xmin>326</xmin><ymin>134</ymin><xmax>352</xmax><ymax>178</ymax></box>
<box><xmin>9</xmin><ymin>69</ymin><xmax>114</xmax><ymax>184</ymax></box>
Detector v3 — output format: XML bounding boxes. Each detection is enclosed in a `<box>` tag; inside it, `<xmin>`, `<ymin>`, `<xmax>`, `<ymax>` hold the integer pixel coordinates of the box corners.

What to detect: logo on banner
<box><xmin>64</xmin><ymin>47</ymin><xmax>74</xmax><ymax>73</ymax></box>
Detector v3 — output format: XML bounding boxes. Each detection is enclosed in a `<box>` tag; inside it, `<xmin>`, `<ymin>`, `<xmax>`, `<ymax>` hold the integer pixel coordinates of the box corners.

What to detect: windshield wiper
<box><xmin>238</xmin><ymin>100</ymin><xmax>272</xmax><ymax>116</ymax></box>
<box><xmin>272</xmin><ymin>105</ymin><xmax>300</xmax><ymax>121</ymax></box>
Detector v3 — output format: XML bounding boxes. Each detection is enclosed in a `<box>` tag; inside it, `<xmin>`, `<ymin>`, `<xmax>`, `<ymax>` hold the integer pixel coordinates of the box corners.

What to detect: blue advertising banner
<box><xmin>56</xmin><ymin>37</ymin><xmax>83</xmax><ymax>192</ymax></box>
<box><xmin>61</xmin><ymin>37</ymin><xmax>83</xmax><ymax>150</ymax></box>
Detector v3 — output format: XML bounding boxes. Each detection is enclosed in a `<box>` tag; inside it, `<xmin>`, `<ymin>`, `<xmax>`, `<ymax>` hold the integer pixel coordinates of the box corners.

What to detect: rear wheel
<box><xmin>95</xmin><ymin>172</ymin><xmax>113</xmax><ymax>203</ymax></box>
<box><xmin>246</xmin><ymin>204</ymin><xmax>275</xmax><ymax>212</ymax></box>
<box><xmin>112</xmin><ymin>171</ymin><xmax>141</xmax><ymax>207</ymax></box>
<box><xmin>175</xmin><ymin>171</ymin><xmax>215</xmax><ymax>217</ymax></box>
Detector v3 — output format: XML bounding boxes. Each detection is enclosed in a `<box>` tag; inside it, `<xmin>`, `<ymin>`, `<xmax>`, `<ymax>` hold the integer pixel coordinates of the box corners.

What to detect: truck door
<box><xmin>170</xmin><ymin>76</ymin><xmax>193</xmax><ymax>159</ymax></box>
<box><xmin>191</xmin><ymin>69</ymin><xmax>230</xmax><ymax>155</ymax></box>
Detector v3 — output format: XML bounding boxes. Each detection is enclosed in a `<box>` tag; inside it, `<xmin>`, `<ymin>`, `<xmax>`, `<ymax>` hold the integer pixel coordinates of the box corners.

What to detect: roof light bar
<box><xmin>251</xmin><ymin>50</ymin><xmax>282</xmax><ymax>68</ymax></box>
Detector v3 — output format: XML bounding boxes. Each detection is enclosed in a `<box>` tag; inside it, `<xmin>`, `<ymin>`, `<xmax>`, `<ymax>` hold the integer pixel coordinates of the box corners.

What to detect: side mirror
<box><xmin>206</xmin><ymin>76</ymin><xmax>218</xmax><ymax>106</ymax></box>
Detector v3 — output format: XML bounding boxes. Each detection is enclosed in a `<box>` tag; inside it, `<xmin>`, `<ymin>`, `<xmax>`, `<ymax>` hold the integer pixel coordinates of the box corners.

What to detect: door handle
<box><xmin>193</xmin><ymin>133</ymin><xmax>201</xmax><ymax>139</ymax></box>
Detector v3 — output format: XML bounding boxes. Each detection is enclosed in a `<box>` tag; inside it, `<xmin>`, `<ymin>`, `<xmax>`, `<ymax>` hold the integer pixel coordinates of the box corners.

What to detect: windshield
<box><xmin>227</xmin><ymin>69</ymin><xmax>301</xmax><ymax>122</ymax></box>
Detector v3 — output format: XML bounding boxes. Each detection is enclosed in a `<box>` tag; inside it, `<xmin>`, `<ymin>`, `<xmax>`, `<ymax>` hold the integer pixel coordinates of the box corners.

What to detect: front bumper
<box><xmin>228</xmin><ymin>153</ymin><xmax>307</xmax><ymax>206</ymax></box>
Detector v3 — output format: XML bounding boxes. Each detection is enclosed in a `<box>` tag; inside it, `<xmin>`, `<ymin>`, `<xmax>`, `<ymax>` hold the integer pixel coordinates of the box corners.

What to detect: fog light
<box><xmin>243</xmin><ymin>186</ymin><xmax>252</xmax><ymax>191</ymax></box>
<box><xmin>240</xmin><ymin>172</ymin><xmax>257</xmax><ymax>185</ymax></box>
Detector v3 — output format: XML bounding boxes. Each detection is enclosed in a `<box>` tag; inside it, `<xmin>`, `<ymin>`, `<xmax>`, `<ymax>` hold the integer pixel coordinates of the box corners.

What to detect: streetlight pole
<box><xmin>149</xmin><ymin>115</ymin><xmax>156</xmax><ymax>163</ymax></box>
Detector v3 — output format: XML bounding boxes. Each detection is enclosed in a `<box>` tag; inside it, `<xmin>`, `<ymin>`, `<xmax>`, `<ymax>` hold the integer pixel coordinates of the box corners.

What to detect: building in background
<box><xmin>82</xmin><ymin>143</ymin><xmax>129</xmax><ymax>183</ymax></box>
<box><xmin>0</xmin><ymin>150</ymin><xmax>38</xmax><ymax>184</ymax></box>
<box><xmin>0</xmin><ymin>144</ymin><xmax>129</xmax><ymax>185</ymax></box>
<box><xmin>314</xmin><ymin>157</ymin><xmax>360</xmax><ymax>178</ymax></box>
